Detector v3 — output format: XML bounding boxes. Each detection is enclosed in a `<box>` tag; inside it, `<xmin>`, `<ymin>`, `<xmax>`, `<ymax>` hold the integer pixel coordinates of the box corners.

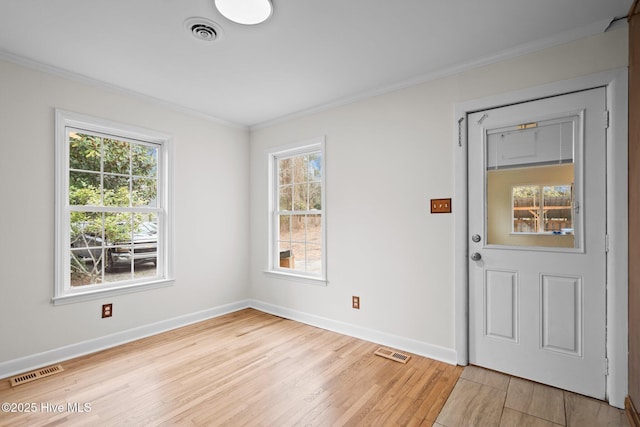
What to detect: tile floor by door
<box><xmin>435</xmin><ymin>365</ymin><xmax>629</xmax><ymax>427</ymax></box>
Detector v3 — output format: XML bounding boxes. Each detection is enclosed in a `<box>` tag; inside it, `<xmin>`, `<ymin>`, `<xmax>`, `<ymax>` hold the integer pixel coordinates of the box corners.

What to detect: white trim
<box><xmin>266</xmin><ymin>136</ymin><xmax>327</xmax><ymax>281</ymax></box>
<box><xmin>263</xmin><ymin>270</ymin><xmax>327</xmax><ymax>286</ymax></box>
<box><xmin>454</xmin><ymin>68</ymin><xmax>628</xmax><ymax>408</ymax></box>
<box><xmin>0</xmin><ymin>19</ymin><xmax>623</xmax><ymax>130</ymax></box>
<box><xmin>52</xmin><ymin>279</ymin><xmax>174</xmax><ymax>306</ymax></box>
<box><xmin>0</xmin><ymin>299</ymin><xmax>457</xmax><ymax>382</ymax></box>
<box><xmin>0</xmin><ymin>300</ymin><xmax>251</xmax><ymax>380</ymax></box>
<box><xmin>54</xmin><ymin>109</ymin><xmax>175</xmax><ymax>304</ymax></box>
<box><xmin>250</xmin><ymin>19</ymin><xmax>621</xmax><ymax>131</ymax></box>
<box><xmin>604</xmin><ymin>70</ymin><xmax>628</xmax><ymax>408</ymax></box>
<box><xmin>0</xmin><ymin>50</ymin><xmax>247</xmax><ymax>130</ymax></box>
<box><xmin>249</xmin><ymin>300</ymin><xmax>457</xmax><ymax>365</ymax></box>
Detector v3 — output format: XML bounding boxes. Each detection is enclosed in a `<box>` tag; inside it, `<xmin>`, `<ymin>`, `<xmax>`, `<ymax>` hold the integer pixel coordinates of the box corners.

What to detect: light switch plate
<box><xmin>431</xmin><ymin>198</ymin><xmax>452</xmax><ymax>214</ymax></box>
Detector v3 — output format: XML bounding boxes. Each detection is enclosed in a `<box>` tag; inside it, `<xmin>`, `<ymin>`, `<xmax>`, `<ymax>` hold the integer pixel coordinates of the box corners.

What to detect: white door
<box><xmin>468</xmin><ymin>87</ymin><xmax>607</xmax><ymax>399</ymax></box>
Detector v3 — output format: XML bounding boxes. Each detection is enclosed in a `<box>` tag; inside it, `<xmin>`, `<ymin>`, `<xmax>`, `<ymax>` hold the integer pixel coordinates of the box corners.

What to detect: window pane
<box><xmin>69</xmin><ymin>171</ymin><xmax>101</xmax><ymax>205</ymax></box>
<box><xmin>70</xmin><ymin>248</ymin><xmax>104</xmax><ymax>287</ymax></box>
<box><xmin>70</xmin><ymin>211</ymin><xmax>103</xmax><ymax>247</ymax></box>
<box><xmin>69</xmin><ymin>132</ymin><xmax>101</xmax><ymax>172</ymax></box>
<box><xmin>305</xmin><ymin>243</ymin><xmax>322</xmax><ymax>274</ymax></box>
<box><xmin>279</xmin><ymin>158</ymin><xmax>292</xmax><ymax>185</ymax></box>
<box><xmin>103</xmin><ymin>213</ymin><xmax>157</xmax><ymax>280</ymax></box>
<box><xmin>486</xmin><ymin>117</ymin><xmax>577</xmax><ymax>249</ymax></box>
<box><xmin>103</xmin><ymin>175</ymin><xmax>130</xmax><ymax>207</ymax></box>
<box><xmin>103</xmin><ymin>138</ymin><xmax>130</xmax><ymax>175</ymax></box>
<box><xmin>293</xmin><ymin>183</ymin><xmax>308</xmax><ymax>211</ymax></box>
<box><xmin>291</xmin><ymin>242</ymin><xmax>306</xmax><ymax>273</ymax></box>
<box><xmin>132</xmin><ymin>177</ymin><xmax>157</xmax><ymax>207</ymax></box>
<box><xmin>279</xmin><ymin>185</ymin><xmax>292</xmax><ymax>211</ymax></box>
<box><xmin>307</xmin><ymin>214</ymin><xmax>322</xmax><ymax>244</ymax></box>
<box><xmin>278</xmin><ymin>242</ymin><xmax>293</xmax><ymax>269</ymax></box>
<box><xmin>543</xmin><ymin>185</ymin><xmax>573</xmax><ymax>234</ymax></box>
<box><xmin>136</xmin><ymin>214</ymin><xmax>158</xmax><ymax>235</ymax></box>
<box><xmin>291</xmin><ymin>214</ymin><xmax>306</xmax><ymax>242</ymax></box>
<box><xmin>58</xmin><ymin>111</ymin><xmax>169</xmax><ymax>299</ymax></box>
<box><xmin>290</xmin><ymin>215</ymin><xmax>308</xmax><ymax>273</ymax></box>
<box><xmin>293</xmin><ymin>155</ymin><xmax>308</xmax><ymax>184</ymax></box>
<box><xmin>103</xmin><ymin>253</ymin><xmax>132</xmax><ymax>282</ymax></box>
<box><xmin>513</xmin><ymin>185</ymin><xmax>540</xmax><ymax>233</ymax></box>
<box><xmin>309</xmin><ymin>182</ymin><xmax>321</xmax><ymax>210</ymax></box>
<box><xmin>270</xmin><ymin>141</ymin><xmax>324</xmax><ymax>278</ymax></box>
<box><xmin>104</xmin><ymin>212</ymin><xmax>133</xmax><ymax>245</ymax></box>
<box><xmin>134</xmin><ymin>262</ymin><xmax>157</xmax><ymax>281</ymax></box>
<box><xmin>308</xmin><ymin>153</ymin><xmax>322</xmax><ymax>182</ymax></box>
<box><xmin>131</xmin><ymin>144</ymin><xmax>157</xmax><ymax>177</ymax></box>
<box><xmin>70</xmin><ymin>212</ymin><xmax>105</xmax><ymax>286</ymax></box>
<box><xmin>279</xmin><ymin>215</ymin><xmax>291</xmax><ymax>241</ymax></box>
<box><xmin>132</xmin><ymin>223</ymin><xmax>157</xmax><ymax>267</ymax></box>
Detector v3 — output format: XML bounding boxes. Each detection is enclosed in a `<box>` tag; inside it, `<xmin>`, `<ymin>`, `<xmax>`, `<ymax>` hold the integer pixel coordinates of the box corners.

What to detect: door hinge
<box><xmin>605</xmin><ymin>234</ymin><xmax>610</xmax><ymax>253</ymax></box>
<box><xmin>604</xmin><ymin>110</ymin><xmax>610</xmax><ymax>129</ymax></box>
<box><xmin>604</xmin><ymin>358</ymin><xmax>609</xmax><ymax>376</ymax></box>
<box><xmin>457</xmin><ymin>117</ymin><xmax>465</xmax><ymax>147</ymax></box>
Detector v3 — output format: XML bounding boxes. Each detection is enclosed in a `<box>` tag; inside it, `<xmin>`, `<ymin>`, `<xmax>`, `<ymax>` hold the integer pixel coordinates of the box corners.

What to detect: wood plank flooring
<box><xmin>0</xmin><ymin>309</ymin><xmax>462</xmax><ymax>426</ymax></box>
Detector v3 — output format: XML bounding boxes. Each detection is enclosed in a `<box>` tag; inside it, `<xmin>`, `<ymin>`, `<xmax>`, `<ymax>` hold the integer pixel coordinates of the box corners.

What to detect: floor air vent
<box><xmin>9</xmin><ymin>364</ymin><xmax>64</xmax><ymax>387</ymax></box>
<box><xmin>374</xmin><ymin>347</ymin><xmax>411</xmax><ymax>364</ymax></box>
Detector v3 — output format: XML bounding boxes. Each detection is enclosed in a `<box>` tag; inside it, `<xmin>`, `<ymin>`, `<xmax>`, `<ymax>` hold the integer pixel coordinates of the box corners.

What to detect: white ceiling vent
<box><xmin>184</xmin><ymin>17</ymin><xmax>223</xmax><ymax>42</ymax></box>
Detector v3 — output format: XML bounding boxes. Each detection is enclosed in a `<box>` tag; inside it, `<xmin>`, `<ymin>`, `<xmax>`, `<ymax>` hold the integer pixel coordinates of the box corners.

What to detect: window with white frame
<box><xmin>512</xmin><ymin>184</ymin><xmax>573</xmax><ymax>234</ymax></box>
<box><xmin>269</xmin><ymin>138</ymin><xmax>326</xmax><ymax>281</ymax></box>
<box><xmin>54</xmin><ymin>110</ymin><xmax>172</xmax><ymax>304</ymax></box>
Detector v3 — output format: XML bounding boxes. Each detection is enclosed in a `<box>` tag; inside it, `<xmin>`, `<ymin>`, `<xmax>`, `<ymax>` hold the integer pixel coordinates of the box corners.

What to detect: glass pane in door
<box><xmin>485</xmin><ymin>117</ymin><xmax>578</xmax><ymax>249</ymax></box>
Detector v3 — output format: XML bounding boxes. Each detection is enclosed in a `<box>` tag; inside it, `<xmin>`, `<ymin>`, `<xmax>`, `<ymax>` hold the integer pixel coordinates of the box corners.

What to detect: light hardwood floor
<box><xmin>0</xmin><ymin>309</ymin><xmax>462</xmax><ymax>426</ymax></box>
<box><xmin>1</xmin><ymin>309</ymin><xmax>628</xmax><ymax>426</ymax></box>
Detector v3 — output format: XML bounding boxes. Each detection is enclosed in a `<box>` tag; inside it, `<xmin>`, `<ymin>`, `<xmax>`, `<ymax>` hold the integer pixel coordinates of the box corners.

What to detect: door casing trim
<box><xmin>453</xmin><ymin>68</ymin><xmax>628</xmax><ymax>408</ymax></box>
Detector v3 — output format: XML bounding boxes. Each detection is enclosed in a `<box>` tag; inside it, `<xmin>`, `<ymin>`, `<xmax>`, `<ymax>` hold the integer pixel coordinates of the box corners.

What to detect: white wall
<box><xmin>0</xmin><ymin>60</ymin><xmax>250</xmax><ymax>364</ymax></box>
<box><xmin>249</xmin><ymin>28</ymin><xmax>628</xmax><ymax>360</ymax></box>
<box><xmin>0</xmin><ymin>26</ymin><xmax>629</xmax><ymax>371</ymax></box>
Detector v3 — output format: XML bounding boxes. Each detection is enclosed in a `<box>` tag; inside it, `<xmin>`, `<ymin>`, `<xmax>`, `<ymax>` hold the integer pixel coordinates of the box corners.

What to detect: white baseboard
<box><xmin>248</xmin><ymin>299</ymin><xmax>458</xmax><ymax>365</ymax></box>
<box><xmin>0</xmin><ymin>300</ymin><xmax>251</xmax><ymax>380</ymax></box>
<box><xmin>0</xmin><ymin>298</ymin><xmax>457</xmax><ymax>380</ymax></box>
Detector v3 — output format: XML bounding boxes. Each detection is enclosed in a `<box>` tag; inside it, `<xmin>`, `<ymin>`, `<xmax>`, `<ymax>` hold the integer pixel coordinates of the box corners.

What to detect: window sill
<box><xmin>52</xmin><ymin>278</ymin><xmax>175</xmax><ymax>306</ymax></box>
<box><xmin>263</xmin><ymin>270</ymin><xmax>327</xmax><ymax>286</ymax></box>
<box><xmin>509</xmin><ymin>232</ymin><xmax>574</xmax><ymax>236</ymax></box>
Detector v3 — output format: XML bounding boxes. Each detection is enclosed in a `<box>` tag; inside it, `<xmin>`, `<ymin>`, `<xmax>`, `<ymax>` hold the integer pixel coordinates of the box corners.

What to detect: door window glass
<box><xmin>486</xmin><ymin>117</ymin><xmax>578</xmax><ymax>249</ymax></box>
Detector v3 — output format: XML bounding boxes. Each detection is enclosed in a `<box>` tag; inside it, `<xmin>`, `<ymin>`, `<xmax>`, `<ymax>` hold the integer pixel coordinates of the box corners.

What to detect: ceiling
<box><xmin>0</xmin><ymin>0</ymin><xmax>631</xmax><ymax>128</ymax></box>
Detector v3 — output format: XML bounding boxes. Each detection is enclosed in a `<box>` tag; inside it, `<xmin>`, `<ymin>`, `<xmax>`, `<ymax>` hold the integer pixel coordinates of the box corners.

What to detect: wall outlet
<box><xmin>102</xmin><ymin>303</ymin><xmax>113</xmax><ymax>318</ymax></box>
<box><xmin>352</xmin><ymin>296</ymin><xmax>360</xmax><ymax>309</ymax></box>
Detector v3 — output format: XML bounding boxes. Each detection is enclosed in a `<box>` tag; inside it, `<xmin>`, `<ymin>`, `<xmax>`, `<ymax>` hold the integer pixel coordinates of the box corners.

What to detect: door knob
<box><xmin>471</xmin><ymin>234</ymin><xmax>481</xmax><ymax>243</ymax></box>
<box><xmin>470</xmin><ymin>252</ymin><xmax>482</xmax><ymax>261</ymax></box>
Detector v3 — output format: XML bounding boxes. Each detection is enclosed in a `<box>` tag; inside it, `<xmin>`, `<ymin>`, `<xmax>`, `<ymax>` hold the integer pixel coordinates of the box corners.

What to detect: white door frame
<box><xmin>453</xmin><ymin>68</ymin><xmax>628</xmax><ymax>408</ymax></box>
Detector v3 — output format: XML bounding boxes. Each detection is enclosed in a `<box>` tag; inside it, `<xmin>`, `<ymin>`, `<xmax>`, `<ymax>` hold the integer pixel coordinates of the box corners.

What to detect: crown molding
<box><xmin>0</xmin><ymin>49</ymin><xmax>248</xmax><ymax>131</ymax></box>
<box><xmin>0</xmin><ymin>15</ymin><xmax>625</xmax><ymax>133</ymax></box>
<box><xmin>250</xmin><ymin>17</ymin><xmax>624</xmax><ymax>131</ymax></box>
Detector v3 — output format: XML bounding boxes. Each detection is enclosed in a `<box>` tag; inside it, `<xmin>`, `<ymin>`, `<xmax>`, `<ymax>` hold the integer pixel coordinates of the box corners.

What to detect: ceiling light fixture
<box><xmin>214</xmin><ymin>0</ymin><xmax>273</xmax><ymax>25</ymax></box>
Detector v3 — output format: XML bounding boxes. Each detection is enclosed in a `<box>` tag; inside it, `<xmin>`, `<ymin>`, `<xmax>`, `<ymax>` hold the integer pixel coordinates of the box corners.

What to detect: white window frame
<box><xmin>266</xmin><ymin>136</ymin><xmax>327</xmax><ymax>285</ymax></box>
<box><xmin>54</xmin><ymin>109</ymin><xmax>173</xmax><ymax>305</ymax></box>
<box><xmin>511</xmin><ymin>183</ymin><xmax>574</xmax><ymax>235</ymax></box>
